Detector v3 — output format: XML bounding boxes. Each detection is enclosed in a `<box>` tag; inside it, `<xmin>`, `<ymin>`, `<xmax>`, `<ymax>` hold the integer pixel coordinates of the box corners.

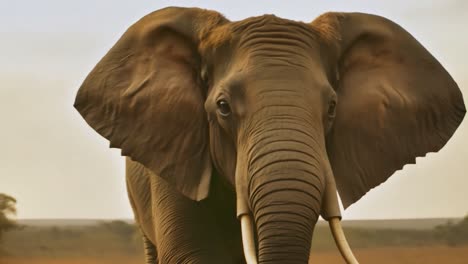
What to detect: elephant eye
<box><xmin>217</xmin><ymin>99</ymin><xmax>231</xmax><ymax>117</ymax></box>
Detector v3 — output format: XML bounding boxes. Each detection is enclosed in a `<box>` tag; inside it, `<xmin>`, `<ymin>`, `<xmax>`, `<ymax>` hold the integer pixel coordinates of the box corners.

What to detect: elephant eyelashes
<box><xmin>217</xmin><ymin>99</ymin><xmax>232</xmax><ymax>117</ymax></box>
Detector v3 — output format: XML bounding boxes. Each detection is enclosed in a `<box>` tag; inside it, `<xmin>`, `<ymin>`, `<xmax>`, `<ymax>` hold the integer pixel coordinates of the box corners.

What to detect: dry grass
<box><xmin>2</xmin><ymin>246</ymin><xmax>468</xmax><ymax>264</ymax></box>
<box><xmin>3</xmin><ymin>218</ymin><xmax>468</xmax><ymax>263</ymax></box>
<box><xmin>310</xmin><ymin>246</ymin><xmax>468</xmax><ymax>264</ymax></box>
<box><xmin>0</xmin><ymin>255</ymin><xmax>143</xmax><ymax>264</ymax></box>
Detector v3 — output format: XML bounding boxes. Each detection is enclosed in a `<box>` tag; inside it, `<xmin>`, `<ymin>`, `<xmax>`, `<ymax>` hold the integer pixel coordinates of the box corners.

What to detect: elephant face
<box><xmin>74</xmin><ymin>7</ymin><xmax>466</xmax><ymax>264</ymax></box>
<box><xmin>202</xmin><ymin>16</ymin><xmax>334</xmax><ymax>185</ymax></box>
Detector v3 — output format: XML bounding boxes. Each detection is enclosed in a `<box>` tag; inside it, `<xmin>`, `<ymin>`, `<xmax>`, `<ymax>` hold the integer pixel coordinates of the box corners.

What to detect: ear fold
<box><xmin>74</xmin><ymin>7</ymin><xmax>228</xmax><ymax>201</ymax></box>
<box><xmin>312</xmin><ymin>12</ymin><xmax>466</xmax><ymax>208</ymax></box>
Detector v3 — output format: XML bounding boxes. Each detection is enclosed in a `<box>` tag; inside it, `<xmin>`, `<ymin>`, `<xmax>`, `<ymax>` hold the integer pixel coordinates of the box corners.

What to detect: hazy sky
<box><xmin>1</xmin><ymin>0</ymin><xmax>467</xmax><ymax>220</ymax></box>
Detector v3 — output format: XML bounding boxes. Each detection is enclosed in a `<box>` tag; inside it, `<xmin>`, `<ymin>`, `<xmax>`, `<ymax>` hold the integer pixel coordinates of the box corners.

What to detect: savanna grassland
<box><xmin>1</xmin><ymin>217</ymin><xmax>467</xmax><ymax>264</ymax></box>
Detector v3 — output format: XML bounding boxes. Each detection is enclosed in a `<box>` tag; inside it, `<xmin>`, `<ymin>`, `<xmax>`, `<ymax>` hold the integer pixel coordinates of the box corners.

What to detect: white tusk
<box><xmin>329</xmin><ymin>217</ymin><xmax>359</xmax><ymax>264</ymax></box>
<box><xmin>240</xmin><ymin>214</ymin><xmax>258</xmax><ymax>264</ymax></box>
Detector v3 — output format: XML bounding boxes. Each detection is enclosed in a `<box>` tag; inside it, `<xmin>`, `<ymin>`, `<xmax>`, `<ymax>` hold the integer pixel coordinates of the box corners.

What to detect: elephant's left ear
<box><xmin>312</xmin><ymin>12</ymin><xmax>466</xmax><ymax>209</ymax></box>
<box><xmin>74</xmin><ymin>7</ymin><xmax>228</xmax><ymax>201</ymax></box>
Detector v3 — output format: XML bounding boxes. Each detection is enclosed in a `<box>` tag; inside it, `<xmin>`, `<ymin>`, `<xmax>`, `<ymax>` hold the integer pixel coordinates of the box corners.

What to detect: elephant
<box><xmin>74</xmin><ymin>6</ymin><xmax>466</xmax><ymax>264</ymax></box>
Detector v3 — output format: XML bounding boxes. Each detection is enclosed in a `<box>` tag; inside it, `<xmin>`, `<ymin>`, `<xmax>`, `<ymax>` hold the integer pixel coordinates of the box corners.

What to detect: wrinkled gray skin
<box><xmin>126</xmin><ymin>159</ymin><xmax>242</xmax><ymax>263</ymax></box>
<box><xmin>74</xmin><ymin>6</ymin><xmax>465</xmax><ymax>264</ymax></box>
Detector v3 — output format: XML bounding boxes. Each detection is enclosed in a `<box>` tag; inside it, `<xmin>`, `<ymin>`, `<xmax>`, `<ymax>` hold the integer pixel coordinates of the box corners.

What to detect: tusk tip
<box><xmin>329</xmin><ymin>217</ymin><xmax>360</xmax><ymax>264</ymax></box>
<box><xmin>240</xmin><ymin>214</ymin><xmax>258</xmax><ymax>264</ymax></box>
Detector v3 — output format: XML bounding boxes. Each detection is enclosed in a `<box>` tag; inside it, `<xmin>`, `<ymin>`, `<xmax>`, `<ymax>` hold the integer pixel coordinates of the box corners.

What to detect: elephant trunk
<box><xmin>236</xmin><ymin>97</ymin><xmax>359</xmax><ymax>263</ymax></box>
<box><xmin>245</xmin><ymin>123</ymin><xmax>326</xmax><ymax>263</ymax></box>
<box><xmin>253</xmin><ymin>173</ymin><xmax>321</xmax><ymax>263</ymax></box>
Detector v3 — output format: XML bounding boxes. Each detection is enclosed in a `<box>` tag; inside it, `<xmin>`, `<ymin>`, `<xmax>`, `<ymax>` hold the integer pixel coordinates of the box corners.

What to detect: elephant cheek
<box><xmin>209</xmin><ymin>125</ymin><xmax>237</xmax><ymax>185</ymax></box>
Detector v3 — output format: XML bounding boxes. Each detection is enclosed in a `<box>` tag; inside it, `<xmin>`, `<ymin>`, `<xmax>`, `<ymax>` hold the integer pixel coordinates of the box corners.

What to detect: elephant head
<box><xmin>74</xmin><ymin>7</ymin><xmax>465</xmax><ymax>264</ymax></box>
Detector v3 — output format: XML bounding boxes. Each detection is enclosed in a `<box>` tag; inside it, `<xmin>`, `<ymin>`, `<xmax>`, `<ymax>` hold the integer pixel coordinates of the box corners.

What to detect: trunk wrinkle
<box><xmin>249</xmin><ymin>126</ymin><xmax>320</xmax><ymax>146</ymax></box>
<box><xmin>249</xmin><ymin>104</ymin><xmax>315</xmax><ymax>122</ymax></box>
<box><xmin>257</xmin><ymin>232</ymin><xmax>311</xmax><ymax>245</ymax></box>
<box><xmin>248</xmin><ymin>170</ymin><xmax>324</xmax><ymax>194</ymax></box>
<box><xmin>250</xmin><ymin>187</ymin><xmax>321</xmax><ymax>212</ymax></box>
<box><xmin>249</xmin><ymin>177</ymin><xmax>322</xmax><ymax>199</ymax></box>
<box><xmin>254</xmin><ymin>201</ymin><xmax>320</xmax><ymax>219</ymax></box>
<box><xmin>248</xmin><ymin>146</ymin><xmax>322</xmax><ymax>169</ymax></box>
<box><xmin>255</xmin><ymin>217</ymin><xmax>316</xmax><ymax>237</ymax></box>
<box><xmin>258</xmin><ymin>117</ymin><xmax>322</xmax><ymax>136</ymax></box>
<box><xmin>248</xmin><ymin>159</ymin><xmax>320</xmax><ymax>181</ymax></box>
<box><xmin>249</xmin><ymin>138</ymin><xmax>318</xmax><ymax>154</ymax></box>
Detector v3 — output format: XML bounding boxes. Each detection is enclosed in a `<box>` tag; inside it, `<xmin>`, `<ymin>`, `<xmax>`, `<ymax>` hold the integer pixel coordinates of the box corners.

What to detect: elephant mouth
<box><xmin>239</xmin><ymin>205</ymin><xmax>359</xmax><ymax>264</ymax></box>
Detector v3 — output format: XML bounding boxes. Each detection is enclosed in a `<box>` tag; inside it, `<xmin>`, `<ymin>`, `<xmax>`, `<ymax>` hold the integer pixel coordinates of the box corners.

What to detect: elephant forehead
<box><xmin>230</xmin><ymin>18</ymin><xmax>322</xmax><ymax>73</ymax></box>
<box><xmin>232</xmin><ymin>15</ymin><xmax>313</xmax><ymax>33</ymax></box>
<box><xmin>200</xmin><ymin>15</ymin><xmax>319</xmax><ymax>54</ymax></box>
<box><xmin>232</xmin><ymin>15</ymin><xmax>318</xmax><ymax>49</ymax></box>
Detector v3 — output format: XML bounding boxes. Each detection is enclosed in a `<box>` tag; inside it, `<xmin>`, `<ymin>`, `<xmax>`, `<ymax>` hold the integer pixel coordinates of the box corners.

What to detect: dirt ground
<box><xmin>0</xmin><ymin>255</ymin><xmax>142</xmax><ymax>264</ymax></box>
<box><xmin>309</xmin><ymin>246</ymin><xmax>468</xmax><ymax>264</ymax></box>
<box><xmin>2</xmin><ymin>245</ymin><xmax>468</xmax><ymax>264</ymax></box>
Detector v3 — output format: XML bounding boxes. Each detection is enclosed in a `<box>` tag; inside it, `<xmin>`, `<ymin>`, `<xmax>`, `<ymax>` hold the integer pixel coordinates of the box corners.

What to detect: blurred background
<box><xmin>1</xmin><ymin>1</ymin><xmax>467</xmax><ymax>263</ymax></box>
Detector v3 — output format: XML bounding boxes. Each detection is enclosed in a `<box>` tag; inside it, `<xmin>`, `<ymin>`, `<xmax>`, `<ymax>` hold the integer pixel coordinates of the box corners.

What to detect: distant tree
<box><xmin>434</xmin><ymin>213</ymin><xmax>468</xmax><ymax>246</ymax></box>
<box><xmin>0</xmin><ymin>193</ymin><xmax>18</xmax><ymax>242</ymax></box>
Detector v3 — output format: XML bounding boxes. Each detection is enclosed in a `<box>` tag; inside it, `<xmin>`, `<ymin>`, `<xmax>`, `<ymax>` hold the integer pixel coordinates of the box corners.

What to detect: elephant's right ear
<box><xmin>74</xmin><ymin>7</ymin><xmax>228</xmax><ymax>201</ymax></box>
